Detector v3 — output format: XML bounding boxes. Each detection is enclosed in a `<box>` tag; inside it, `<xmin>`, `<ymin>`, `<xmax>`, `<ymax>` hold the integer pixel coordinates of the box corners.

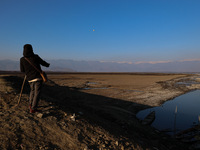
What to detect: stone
<box><xmin>102</xmin><ymin>144</ymin><xmax>106</xmax><ymax>148</ymax></box>
<box><xmin>70</xmin><ymin>113</ymin><xmax>76</xmax><ymax>121</ymax></box>
<box><xmin>115</xmin><ymin>141</ymin><xmax>119</xmax><ymax>146</ymax></box>
<box><xmin>84</xmin><ymin>146</ymin><xmax>88</xmax><ymax>150</ymax></box>
<box><xmin>37</xmin><ymin>113</ymin><xmax>43</xmax><ymax>118</ymax></box>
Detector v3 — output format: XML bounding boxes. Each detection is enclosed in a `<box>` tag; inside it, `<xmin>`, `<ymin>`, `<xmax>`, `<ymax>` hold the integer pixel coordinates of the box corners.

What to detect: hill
<box><xmin>1</xmin><ymin>59</ymin><xmax>200</xmax><ymax>72</ymax></box>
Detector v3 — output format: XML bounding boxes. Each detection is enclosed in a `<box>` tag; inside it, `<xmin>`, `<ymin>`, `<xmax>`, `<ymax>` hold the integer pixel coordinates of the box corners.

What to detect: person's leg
<box><xmin>29</xmin><ymin>82</ymin><xmax>34</xmax><ymax>107</ymax></box>
<box><xmin>31</xmin><ymin>81</ymin><xmax>42</xmax><ymax>110</ymax></box>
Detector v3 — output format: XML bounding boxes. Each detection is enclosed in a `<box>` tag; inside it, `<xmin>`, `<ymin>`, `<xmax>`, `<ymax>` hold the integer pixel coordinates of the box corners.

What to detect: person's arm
<box><xmin>37</xmin><ymin>55</ymin><xmax>50</xmax><ymax>67</ymax></box>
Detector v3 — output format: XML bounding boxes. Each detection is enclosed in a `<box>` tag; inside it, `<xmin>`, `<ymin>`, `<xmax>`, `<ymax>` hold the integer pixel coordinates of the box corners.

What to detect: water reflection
<box><xmin>137</xmin><ymin>90</ymin><xmax>200</xmax><ymax>135</ymax></box>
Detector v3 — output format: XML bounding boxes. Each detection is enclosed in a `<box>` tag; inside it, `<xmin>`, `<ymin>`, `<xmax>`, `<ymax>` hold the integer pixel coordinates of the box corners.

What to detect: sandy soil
<box><xmin>1</xmin><ymin>73</ymin><xmax>199</xmax><ymax>150</ymax></box>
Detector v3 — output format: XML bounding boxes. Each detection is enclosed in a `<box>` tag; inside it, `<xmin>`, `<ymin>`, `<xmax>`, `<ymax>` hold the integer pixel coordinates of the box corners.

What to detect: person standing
<box><xmin>20</xmin><ymin>44</ymin><xmax>50</xmax><ymax>113</ymax></box>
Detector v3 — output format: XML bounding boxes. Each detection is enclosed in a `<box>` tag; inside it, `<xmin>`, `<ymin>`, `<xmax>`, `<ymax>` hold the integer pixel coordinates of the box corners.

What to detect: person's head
<box><xmin>23</xmin><ymin>44</ymin><xmax>34</xmax><ymax>57</ymax></box>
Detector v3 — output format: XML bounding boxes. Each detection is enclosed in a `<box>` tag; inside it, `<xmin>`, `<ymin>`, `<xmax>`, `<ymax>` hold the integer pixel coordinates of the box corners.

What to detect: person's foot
<box><xmin>30</xmin><ymin>108</ymin><xmax>41</xmax><ymax>113</ymax></box>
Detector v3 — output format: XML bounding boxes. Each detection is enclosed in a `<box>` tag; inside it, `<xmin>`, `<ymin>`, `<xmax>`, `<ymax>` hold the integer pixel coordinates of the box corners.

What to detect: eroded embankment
<box><xmin>0</xmin><ymin>74</ymin><xmax>197</xmax><ymax>150</ymax></box>
<box><xmin>129</xmin><ymin>74</ymin><xmax>200</xmax><ymax>108</ymax></box>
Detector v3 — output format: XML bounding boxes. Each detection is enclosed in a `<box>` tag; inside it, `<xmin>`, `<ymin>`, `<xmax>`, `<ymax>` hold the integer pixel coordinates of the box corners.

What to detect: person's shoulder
<box><xmin>31</xmin><ymin>54</ymin><xmax>40</xmax><ymax>59</ymax></box>
<box><xmin>33</xmin><ymin>54</ymin><xmax>41</xmax><ymax>58</ymax></box>
<box><xmin>33</xmin><ymin>54</ymin><xmax>39</xmax><ymax>57</ymax></box>
<box><xmin>20</xmin><ymin>57</ymin><xmax>25</xmax><ymax>61</ymax></box>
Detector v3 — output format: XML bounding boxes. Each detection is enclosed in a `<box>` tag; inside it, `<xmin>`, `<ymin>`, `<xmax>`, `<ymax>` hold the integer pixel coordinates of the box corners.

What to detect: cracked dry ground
<box><xmin>0</xmin><ymin>74</ymin><xmax>189</xmax><ymax>150</ymax></box>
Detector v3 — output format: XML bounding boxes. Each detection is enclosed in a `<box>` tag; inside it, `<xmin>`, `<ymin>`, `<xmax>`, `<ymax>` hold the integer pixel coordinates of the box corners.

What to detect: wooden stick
<box><xmin>18</xmin><ymin>75</ymin><xmax>27</xmax><ymax>105</ymax></box>
<box><xmin>174</xmin><ymin>105</ymin><xmax>178</xmax><ymax>136</ymax></box>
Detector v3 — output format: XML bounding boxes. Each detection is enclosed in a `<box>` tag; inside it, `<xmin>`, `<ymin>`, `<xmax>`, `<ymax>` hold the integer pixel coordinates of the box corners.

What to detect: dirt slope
<box><xmin>0</xmin><ymin>74</ymin><xmax>192</xmax><ymax>150</ymax></box>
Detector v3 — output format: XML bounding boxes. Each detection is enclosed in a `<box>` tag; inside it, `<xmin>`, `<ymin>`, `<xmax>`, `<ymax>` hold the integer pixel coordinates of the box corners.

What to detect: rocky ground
<box><xmin>0</xmin><ymin>73</ymin><xmax>200</xmax><ymax>150</ymax></box>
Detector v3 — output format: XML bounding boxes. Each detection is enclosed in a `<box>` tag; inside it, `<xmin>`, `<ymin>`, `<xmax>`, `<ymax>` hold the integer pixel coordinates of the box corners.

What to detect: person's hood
<box><xmin>23</xmin><ymin>44</ymin><xmax>34</xmax><ymax>57</ymax></box>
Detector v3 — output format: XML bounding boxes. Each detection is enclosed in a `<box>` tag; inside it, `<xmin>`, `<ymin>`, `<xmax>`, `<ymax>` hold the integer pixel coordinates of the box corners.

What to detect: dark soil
<box><xmin>0</xmin><ymin>74</ymin><xmax>191</xmax><ymax>150</ymax></box>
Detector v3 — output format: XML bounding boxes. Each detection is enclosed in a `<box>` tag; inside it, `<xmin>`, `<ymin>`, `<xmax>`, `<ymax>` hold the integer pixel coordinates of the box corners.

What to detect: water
<box><xmin>82</xmin><ymin>87</ymin><xmax>109</xmax><ymax>90</ymax></box>
<box><xmin>137</xmin><ymin>90</ymin><xmax>200</xmax><ymax>135</ymax></box>
<box><xmin>86</xmin><ymin>82</ymin><xmax>98</xmax><ymax>85</ymax></box>
<box><xmin>83</xmin><ymin>82</ymin><xmax>109</xmax><ymax>90</ymax></box>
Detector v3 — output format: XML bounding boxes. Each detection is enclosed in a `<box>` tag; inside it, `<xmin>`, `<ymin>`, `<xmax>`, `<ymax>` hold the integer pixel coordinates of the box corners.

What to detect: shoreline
<box><xmin>0</xmin><ymin>73</ymin><xmax>199</xmax><ymax>149</ymax></box>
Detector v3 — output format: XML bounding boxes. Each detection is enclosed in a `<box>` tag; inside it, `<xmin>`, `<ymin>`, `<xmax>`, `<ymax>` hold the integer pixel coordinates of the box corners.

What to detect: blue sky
<box><xmin>0</xmin><ymin>0</ymin><xmax>200</xmax><ymax>62</ymax></box>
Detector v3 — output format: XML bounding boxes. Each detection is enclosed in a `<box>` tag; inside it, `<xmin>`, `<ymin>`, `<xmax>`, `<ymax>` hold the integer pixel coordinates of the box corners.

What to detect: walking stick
<box><xmin>18</xmin><ymin>75</ymin><xmax>27</xmax><ymax>105</ymax></box>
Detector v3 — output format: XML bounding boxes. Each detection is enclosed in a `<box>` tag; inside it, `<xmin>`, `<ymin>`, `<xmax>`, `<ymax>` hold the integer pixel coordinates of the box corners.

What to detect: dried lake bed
<box><xmin>1</xmin><ymin>72</ymin><xmax>200</xmax><ymax>149</ymax></box>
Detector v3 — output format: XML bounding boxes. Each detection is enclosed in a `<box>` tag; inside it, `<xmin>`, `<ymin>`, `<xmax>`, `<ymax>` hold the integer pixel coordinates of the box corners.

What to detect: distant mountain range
<box><xmin>1</xmin><ymin>59</ymin><xmax>200</xmax><ymax>72</ymax></box>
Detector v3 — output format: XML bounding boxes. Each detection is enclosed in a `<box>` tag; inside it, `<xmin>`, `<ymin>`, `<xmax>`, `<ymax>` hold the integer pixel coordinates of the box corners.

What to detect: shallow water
<box><xmin>83</xmin><ymin>82</ymin><xmax>109</xmax><ymax>90</ymax></box>
<box><xmin>137</xmin><ymin>90</ymin><xmax>200</xmax><ymax>135</ymax></box>
<box><xmin>83</xmin><ymin>87</ymin><xmax>109</xmax><ymax>90</ymax></box>
<box><xmin>86</xmin><ymin>82</ymin><xmax>98</xmax><ymax>85</ymax></box>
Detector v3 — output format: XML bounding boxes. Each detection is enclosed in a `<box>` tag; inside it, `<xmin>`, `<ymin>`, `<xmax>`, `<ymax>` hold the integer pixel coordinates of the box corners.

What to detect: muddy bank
<box><xmin>48</xmin><ymin>73</ymin><xmax>199</xmax><ymax>112</ymax></box>
<box><xmin>0</xmin><ymin>73</ymin><xmax>199</xmax><ymax>150</ymax></box>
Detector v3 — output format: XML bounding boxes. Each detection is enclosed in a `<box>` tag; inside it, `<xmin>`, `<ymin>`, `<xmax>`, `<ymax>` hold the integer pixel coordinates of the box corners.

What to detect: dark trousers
<box><xmin>29</xmin><ymin>81</ymin><xmax>42</xmax><ymax>110</ymax></box>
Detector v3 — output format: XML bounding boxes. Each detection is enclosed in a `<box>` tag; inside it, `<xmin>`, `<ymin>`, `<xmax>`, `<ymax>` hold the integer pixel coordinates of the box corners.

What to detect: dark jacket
<box><xmin>20</xmin><ymin>44</ymin><xmax>50</xmax><ymax>81</ymax></box>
